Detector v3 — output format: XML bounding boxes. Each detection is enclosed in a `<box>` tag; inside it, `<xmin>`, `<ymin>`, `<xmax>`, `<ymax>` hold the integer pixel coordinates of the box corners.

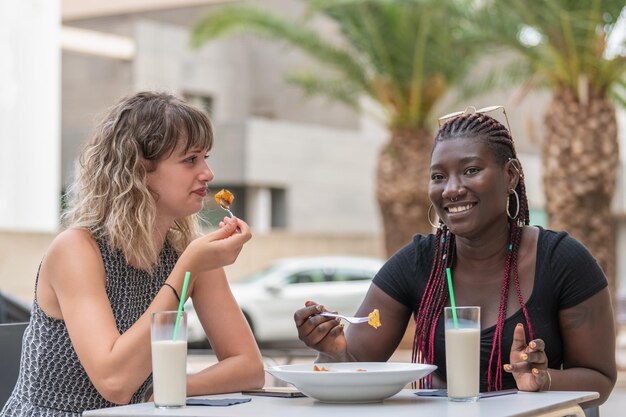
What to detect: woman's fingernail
<box><xmin>529</xmin><ymin>341</ymin><xmax>536</xmax><ymax>349</ymax></box>
<box><xmin>503</xmin><ymin>364</ymin><xmax>512</xmax><ymax>372</ymax></box>
<box><xmin>532</xmin><ymin>368</ymin><xmax>539</xmax><ymax>375</ymax></box>
<box><xmin>521</xmin><ymin>353</ymin><xmax>528</xmax><ymax>361</ymax></box>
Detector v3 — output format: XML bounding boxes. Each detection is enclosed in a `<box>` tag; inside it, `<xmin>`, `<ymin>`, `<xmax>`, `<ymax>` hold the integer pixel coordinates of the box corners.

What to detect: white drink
<box><xmin>151</xmin><ymin>340</ymin><xmax>187</xmax><ymax>407</ymax></box>
<box><xmin>445</xmin><ymin>327</ymin><xmax>480</xmax><ymax>400</ymax></box>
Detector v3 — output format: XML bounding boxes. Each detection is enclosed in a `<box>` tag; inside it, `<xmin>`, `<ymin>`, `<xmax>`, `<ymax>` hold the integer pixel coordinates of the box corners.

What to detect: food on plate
<box><xmin>368</xmin><ymin>309</ymin><xmax>381</xmax><ymax>329</ymax></box>
<box><xmin>312</xmin><ymin>364</ymin><xmax>367</xmax><ymax>372</ymax></box>
<box><xmin>214</xmin><ymin>189</ymin><xmax>235</xmax><ymax>208</ymax></box>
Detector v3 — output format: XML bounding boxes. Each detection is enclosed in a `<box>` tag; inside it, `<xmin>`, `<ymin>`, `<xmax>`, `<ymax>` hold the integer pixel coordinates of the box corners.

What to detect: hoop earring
<box><xmin>506</xmin><ymin>189</ymin><xmax>520</xmax><ymax>220</ymax></box>
<box><xmin>428</xmin><ymin>204</ymin><xmax>440</xmax><ymax>228</ymax></box>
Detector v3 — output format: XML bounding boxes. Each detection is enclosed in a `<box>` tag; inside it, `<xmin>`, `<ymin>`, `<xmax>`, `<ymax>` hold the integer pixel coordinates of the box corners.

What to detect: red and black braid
<box><xmin>412</xmin><ymin>112</ymin><xmax>532</xmax><ymax>392</ymax></box>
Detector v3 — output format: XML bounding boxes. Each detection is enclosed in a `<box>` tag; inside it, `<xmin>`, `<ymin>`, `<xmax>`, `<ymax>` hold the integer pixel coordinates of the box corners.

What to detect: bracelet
<box><xmin>163</xmin><ymin>283</ymin><xmax>180</xmax><ymax>302</ymax></box>
<box><xmin>544</xmin><ymin>369</ymin><xmax>552</xmax><ymax>391</ymax></box>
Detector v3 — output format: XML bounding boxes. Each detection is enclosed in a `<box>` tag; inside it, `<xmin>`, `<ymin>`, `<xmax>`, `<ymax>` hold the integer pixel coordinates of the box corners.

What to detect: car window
<box><xmin>332</xmin><ymin>268</ymin><xmax>376</xmax><ymax>282</ymax></box>
<box><xmin>286</xmin><ymin>269</ymin><xmax>327</xmax><ymax>285</ymax></box>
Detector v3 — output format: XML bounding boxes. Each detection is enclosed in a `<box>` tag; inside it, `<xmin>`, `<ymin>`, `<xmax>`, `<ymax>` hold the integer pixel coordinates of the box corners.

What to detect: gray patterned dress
<box><xmin>0</xmin><ymin>238</ymin><xmax>179</xmax><ymax>417</ymax></box>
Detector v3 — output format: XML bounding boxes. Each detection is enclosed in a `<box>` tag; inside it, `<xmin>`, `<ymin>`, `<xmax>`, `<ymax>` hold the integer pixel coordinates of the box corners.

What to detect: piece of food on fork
<box><xmin>214</xmin><ymin>189</ymin><xmax>235</xmax><ymax>214</ymax></box>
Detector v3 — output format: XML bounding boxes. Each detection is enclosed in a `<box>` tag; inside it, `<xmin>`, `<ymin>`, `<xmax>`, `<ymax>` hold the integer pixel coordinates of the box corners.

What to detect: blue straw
<box><xmin>172</xmin><ymin>272</ymin><xmax>190</xmax><ymax>341</ymax></box>
<box><xmin>446</xmin><ymin>267</ymin><xmax>459</xmax><ymax>328</ymax></box>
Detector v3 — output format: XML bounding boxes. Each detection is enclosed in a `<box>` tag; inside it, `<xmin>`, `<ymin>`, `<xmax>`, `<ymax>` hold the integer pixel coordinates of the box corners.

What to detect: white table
<box><xmin>83</xmin><ymin>389</ymin><xmax>598</xmax><ymax>417</ymax></box>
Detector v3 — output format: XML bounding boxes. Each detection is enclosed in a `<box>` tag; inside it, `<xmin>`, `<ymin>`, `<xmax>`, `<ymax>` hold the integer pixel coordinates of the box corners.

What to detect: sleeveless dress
<box><xmin>0</xmin><ymin>238</ymin><xmax>179</xmax><ymax>417</ymax></box>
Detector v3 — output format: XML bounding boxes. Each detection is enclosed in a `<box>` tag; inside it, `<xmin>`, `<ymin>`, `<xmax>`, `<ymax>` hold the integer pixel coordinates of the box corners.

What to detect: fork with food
<box><xmin>214</xmin><ymin>188</ymin><xmax>235</xmax><ymax>217</ymax></box>
<box><xmin>320</xmin><ymin>309</ymin><xmax>381</xmax><ymax>329</ymax></box>
<box><xmin>213</xmin><ymin>188</ymin><xmax>241</xmax><ymax>232</ymax></box>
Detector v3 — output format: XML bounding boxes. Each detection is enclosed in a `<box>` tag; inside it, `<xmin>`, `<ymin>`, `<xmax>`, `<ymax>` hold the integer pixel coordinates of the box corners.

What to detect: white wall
<box><xmin>245</xmin><ymin>118</ymin><xmax>385</xmax><ymax>234</ymax></box>
<box><xmin>134</xmin><ymin>19</ymin><xmax>252</xmax><ymax>122</ymax></box>
<box><xmin>0</xmin><ymin>0</ymin><xmax>61</xmax><ymax>232</ymax></box>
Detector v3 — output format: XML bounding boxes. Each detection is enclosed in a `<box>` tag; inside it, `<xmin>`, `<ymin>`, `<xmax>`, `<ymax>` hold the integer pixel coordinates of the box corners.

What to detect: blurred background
<box><xmin>1</xmin><ymin>1</ymin><xmax>626</xmax><ymax>409</ymax></box>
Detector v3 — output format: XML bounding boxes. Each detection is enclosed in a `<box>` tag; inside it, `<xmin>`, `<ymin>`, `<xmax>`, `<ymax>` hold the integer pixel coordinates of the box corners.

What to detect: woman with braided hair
<box><xmin>294</xmin><ymin>108</ymin><xmax>616</xmax><ymax>406</ymax></box>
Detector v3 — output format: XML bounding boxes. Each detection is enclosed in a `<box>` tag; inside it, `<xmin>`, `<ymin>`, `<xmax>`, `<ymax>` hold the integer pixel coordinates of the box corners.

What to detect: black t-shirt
<box><xmin>373</xmin><ymin>227</ymin><xmax>608</xmax><ymax>391</ymax></box>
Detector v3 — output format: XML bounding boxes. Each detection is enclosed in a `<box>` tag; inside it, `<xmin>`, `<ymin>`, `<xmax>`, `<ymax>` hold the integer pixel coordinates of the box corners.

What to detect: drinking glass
<box><xmin>150</xmin><ymin>311</ymin><xmax>187</xmax><ymax>408</ymax></box>
<box><xmin>444</xmin><ymin>306</ymin><xmax>480</xmax><ymax>402</ymax></box>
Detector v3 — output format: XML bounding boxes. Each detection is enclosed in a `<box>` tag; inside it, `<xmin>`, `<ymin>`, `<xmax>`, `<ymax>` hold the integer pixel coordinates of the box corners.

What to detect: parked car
<box><xmin>186</xmin><ymin>256</ymin><xmax>385</xmax><ymax>346</ymax></box>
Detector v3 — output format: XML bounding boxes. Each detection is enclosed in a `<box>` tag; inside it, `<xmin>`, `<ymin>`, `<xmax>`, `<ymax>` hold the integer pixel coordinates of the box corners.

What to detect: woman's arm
<box><xmin>556</xmin><ymin>287</ymin><xmax>616</xmax><ymax>406</ymax></box>
<box><xmin>39</xmin><ymin>219</ymin><xmax>249</xmax><ymax>404</ymax></box>
<box><xmin>508</xmin><ymin>288</ymin><xmax>617</xmax><ymax>405</ymax></box>
<box><xmin>294</xmin><ymin>284</ymin><xmax>412</xmax><ymax>363</ymax></box>
<box><xmin>186</xmin><ymin>268</ymin><xmax>265</xmax><ymax>395</ymax></box>
<box><xmin>547</xmin><ymin>234</ymin><xmax>616</xmax><ymax>406</ymax></box>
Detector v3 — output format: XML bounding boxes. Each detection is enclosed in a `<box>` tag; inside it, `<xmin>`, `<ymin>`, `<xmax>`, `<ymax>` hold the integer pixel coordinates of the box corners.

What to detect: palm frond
<box><xmin>304</xmin><ymin>0</ymin><xmax>485</xmax><ymax>122</ymax></box>
<box><xmin>191</xmin><ymin>6</ymin><xmax>372</xmax><ymax>97</ymax></box>
<box><xmin>597</xmin><ymin>56</ymin><xmax>626</xmax><ymax>94</ymax></box>
<box><xmin>285</xmin><ymin>72</ymin><xmax>361</xmax><ymax>110</ymax></box>
<box><xmin>192</xmin><ymin>0</ymin><xmax>482</xmax><ymax>128</ymax></box>
<box><xmin>354</xmin><ymin>5</ymin><xmax>408</xmax><ymax>109</ymax></box>
<box><xmin>611</xmin><ymin>77</ymin><xmax>626</xmax><ymax>108</ymax></box>
<box><xmin>455</xmin><ymin>58</ymin><xmax>537</xmax><ymax>102</ymax></box>
<box><xmin>472</xmin><ymin>0</ymin><xmax>626</xmax><ymax>96</ymax></box>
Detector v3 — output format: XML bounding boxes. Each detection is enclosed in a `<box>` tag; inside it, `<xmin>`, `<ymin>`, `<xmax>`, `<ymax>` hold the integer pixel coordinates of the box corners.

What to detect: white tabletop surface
<box><xmin>83</xmin><ymin>389</ymin><xmax>598</xmax><ymax>417</ymax></box>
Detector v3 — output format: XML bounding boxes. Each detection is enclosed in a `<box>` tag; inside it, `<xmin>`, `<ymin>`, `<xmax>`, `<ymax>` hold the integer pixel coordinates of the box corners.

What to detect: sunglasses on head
<box><xmin>437</xmin><ymin>105</ymin><xmax>511</xmax><ymax>136</ymax></box>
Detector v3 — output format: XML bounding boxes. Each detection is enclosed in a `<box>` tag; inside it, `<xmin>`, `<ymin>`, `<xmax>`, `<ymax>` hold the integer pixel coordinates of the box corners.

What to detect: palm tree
<box><xmin>191</xmin><ymin>0</ymin><xmax>481</xmax><ymax>257</ymax></box>
<box><xmin>470</xmin><ymin>1</ymin><xmax>626</xmax><ymax>294</ymax></box>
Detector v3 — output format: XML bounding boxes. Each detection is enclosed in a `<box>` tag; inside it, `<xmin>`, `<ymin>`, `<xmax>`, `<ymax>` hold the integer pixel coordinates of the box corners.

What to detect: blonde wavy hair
<box><xmin>63</xmin><ymin>91</ymin><xmax>213</xmax><ymax>271</ymax></box>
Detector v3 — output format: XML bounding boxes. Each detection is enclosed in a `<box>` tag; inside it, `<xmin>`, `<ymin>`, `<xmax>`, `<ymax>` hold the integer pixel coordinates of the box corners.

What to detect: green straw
<box><xmin>172</xmin><ymin>271</ymin><xmax>190</xmax><ymax>341</ymax></box>
<box><xmin>446</xmin><ymin>267</ymin><xmax>459</xmax><ymax>328</ymax></box>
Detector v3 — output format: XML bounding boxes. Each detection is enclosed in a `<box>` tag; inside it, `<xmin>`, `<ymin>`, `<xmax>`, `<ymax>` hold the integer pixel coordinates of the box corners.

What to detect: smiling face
<box><xmin>146</xmin><ymin>139</ymin><xmax>213</xmax><ymax>223</ymax></box>
<box><xmin>429</xmin><ymin>137</ymin><xmax>514</xmax><ymax>238</ymax></box>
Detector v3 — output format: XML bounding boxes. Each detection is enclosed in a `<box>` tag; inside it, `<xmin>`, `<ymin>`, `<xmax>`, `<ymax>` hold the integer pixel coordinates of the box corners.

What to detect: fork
<box><xmin>319</xmin><ymin>312</ymin><xmax>370</xmax><ymax>324</ymax></box>
<box><xmin>220</xmin><ymin>206</ymin><xmax>235</xmax><ymax>218</ymax></box>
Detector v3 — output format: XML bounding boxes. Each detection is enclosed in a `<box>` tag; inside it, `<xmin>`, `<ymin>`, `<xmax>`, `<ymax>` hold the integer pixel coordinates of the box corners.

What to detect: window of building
<box><xmin>271</xmin><ymin>188</ymin><xmax>287</xmax><ymax>229</ymax></box>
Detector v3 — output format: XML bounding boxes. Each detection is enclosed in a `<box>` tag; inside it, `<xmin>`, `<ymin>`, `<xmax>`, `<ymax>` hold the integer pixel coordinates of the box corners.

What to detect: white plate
<box><xmin>265</xmin><ymin>362</ymin><xmax>437</xmax><ymax>403</ymax></box>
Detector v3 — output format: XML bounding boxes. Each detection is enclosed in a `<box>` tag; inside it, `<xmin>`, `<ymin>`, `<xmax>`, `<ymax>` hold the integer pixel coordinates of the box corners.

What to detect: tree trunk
<box><xmin>543</xmin><ymin>89</ymin><xmax>619</xmax><ymax>299</ymax></box>
<box><xmin>376</xmin><ymin>127</ymin><xmax>434</xmax><ymax>258</ymax></box>
<box><xmin>376</xmin><ymin>127</ymin><xmax>433</xmax><ymax>349</ymax></box>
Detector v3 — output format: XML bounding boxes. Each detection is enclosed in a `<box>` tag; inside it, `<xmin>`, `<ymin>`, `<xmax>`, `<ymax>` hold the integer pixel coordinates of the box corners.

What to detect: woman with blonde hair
<box><xmin>1</xmin><ymin>91</ymin><xmax>264</xmax><ymax>417</ymax></box>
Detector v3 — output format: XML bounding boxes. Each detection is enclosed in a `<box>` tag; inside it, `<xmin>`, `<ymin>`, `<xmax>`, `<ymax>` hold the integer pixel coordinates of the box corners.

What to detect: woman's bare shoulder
<box><xmin>38</xmin><ymin>229</ymin><xmax>106</xmax><ymax>318</ymax></box>
<box><xmin>49</xmin><ymin>228</ymin><xmax>99</xmax><ymax>253</ymax></box>
<box><xmin>43</xmin><ymin>228</ymin><xmax>103</xmax><ymax>276</ymax></box>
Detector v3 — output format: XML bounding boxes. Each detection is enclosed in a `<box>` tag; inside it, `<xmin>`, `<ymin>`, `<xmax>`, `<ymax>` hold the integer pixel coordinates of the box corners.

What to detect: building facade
<box><xmin>1</xmin><ymin>0</ymin><xmax>625</xmax><ymax>301</ymax></box>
